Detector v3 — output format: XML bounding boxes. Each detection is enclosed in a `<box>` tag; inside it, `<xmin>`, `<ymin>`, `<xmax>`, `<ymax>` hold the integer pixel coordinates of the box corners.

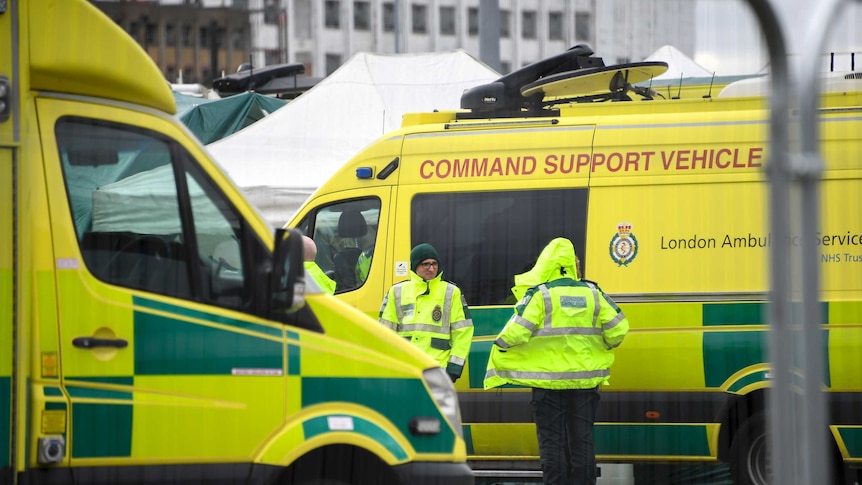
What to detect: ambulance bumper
<box><xmin>393</xmin><ymin>461</ymin><xmax>474</xmax><ymax>485</ymax></box>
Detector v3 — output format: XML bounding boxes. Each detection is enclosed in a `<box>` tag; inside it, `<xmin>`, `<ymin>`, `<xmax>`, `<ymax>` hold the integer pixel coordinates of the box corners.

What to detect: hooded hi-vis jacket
<box><xmin>484</xmin><ymin>238</ymin><xmax>629</xmax><ymax>390</ymax></box>
<box><xmin>379</xmin><ymin>271</ymin><xmax>473</xmax><ymax>379</ymax></box>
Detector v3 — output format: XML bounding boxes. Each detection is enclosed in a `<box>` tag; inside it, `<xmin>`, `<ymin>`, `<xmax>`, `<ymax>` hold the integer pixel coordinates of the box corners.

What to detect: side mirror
<box><xmin>270</xmin><ymin>228</ymin><xmax>305</xmax><ymax>318</ymax></box>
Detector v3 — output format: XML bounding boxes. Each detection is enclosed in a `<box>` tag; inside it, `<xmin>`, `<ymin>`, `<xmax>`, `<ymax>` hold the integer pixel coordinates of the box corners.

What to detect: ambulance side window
<box><xmin>412</xmin><ymin>189</ymin><xmax>588</xmax><ymax>306</ymax></box>
<box><xmin>57</xmin><ymin>117</ymin><xmax>268</xmax><ymax>314</ymax></box>
<box><xmin>296</xmin><ymin>198</ymin><xmax>380</xmax><ymax>293</ymax></box>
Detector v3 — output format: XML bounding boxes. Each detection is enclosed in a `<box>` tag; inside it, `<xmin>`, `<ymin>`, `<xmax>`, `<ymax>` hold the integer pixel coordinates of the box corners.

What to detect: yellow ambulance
<box><xmin>289</xmin><ymin>46</ymin><xmax>862</xmax><ymax>484</ymax></box>
<box><xmin>1</xmin><ymin>1</ymin><xmax>472</xmax><ymax>483</ymax></box>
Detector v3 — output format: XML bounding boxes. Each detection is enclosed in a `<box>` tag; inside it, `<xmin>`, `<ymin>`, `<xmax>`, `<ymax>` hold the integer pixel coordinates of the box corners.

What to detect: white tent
<box><xmin>207</xmin><ymin>50</ymin><xmax>500</xmax><ymax>228</ymax></box>
<box><xmin>644</xmin><ymin>45</ymin><xmax>714</xmax><ymax>80</ymax></box>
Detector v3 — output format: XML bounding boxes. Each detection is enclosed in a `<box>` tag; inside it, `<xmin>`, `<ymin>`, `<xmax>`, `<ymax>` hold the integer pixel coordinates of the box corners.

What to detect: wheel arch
<box><xmin>716</xmin><ymin>388</ymin><xmax>766</xmax><ymax>463</ymax></box>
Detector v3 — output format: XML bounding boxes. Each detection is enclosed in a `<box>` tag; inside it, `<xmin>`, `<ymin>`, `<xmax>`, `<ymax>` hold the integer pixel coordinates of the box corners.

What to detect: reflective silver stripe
<box><xmin>495</xmin><ymin>337</ymin><xmax>511</xmax><ymax>349</ymax></box>
<box><xmin>487</xmin><ymin>368</ymin><xmax>610</xmax><ymax>381</ymax></box>
<box><xmin>393</xmin><ymin>284</ymin><xmax>404</xmax><ymax>322</ymax></box>
<box><xmin>538</xmin><ymin>284</ymin><xmax>552</xmax><ymax>328</ymax></box>
<box><xmin>449</xmin><ymin>355</ymin><xmax>466</xmax><ymax>366</ymax></box>
<box><xmin>585</xmin><ymin>281</ymin><xmax>601</xmax><ymax>327</ymax></box>
<box><xmin>511</xmin><ymin>314</ymin><xmax>536</xmax><ymax>332</ymax></box>
<box><xmin>451</xmin><ymin>318</ymin><xmax>473</xmax><ymax>330</ymax></box>
<box><xmin>534</xmin><ymin>326</ymin><xmax>603</xmax><ymax>337</ymax></box>
<box><xmin>442</xmin><ymin>283</ymin><xmax>455</xmax><ymax>334</ymax></box>
<box><xmin>400</xmin><ymin>323</ymin><xmax>449</xmax><ymax>335</ymax></box>
<box><xmin>379</xmin><ymin>319</ymin><xmax>398</xmax><ymax>331</ymax></box>
<box><xmin>379</xmin><ymin>292</ymin><xmax>389</xmax><ymax>314</ymax></box>
<box><xmin>603</xmin><ymin>312</ymin><xmax>626</xmax><ymax>331</ymax></box>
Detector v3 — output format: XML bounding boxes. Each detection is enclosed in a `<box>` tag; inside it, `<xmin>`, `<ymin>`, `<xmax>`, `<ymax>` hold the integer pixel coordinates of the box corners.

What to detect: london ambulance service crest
<box><xmin>609</xmin><ymin>222</ymin><xmax>638</xmax><ymax>266</ymax></box>
<box><xmin>432</xmin><ymin>305</ymin><xmax>442</xmax><ymax>322</ymax></box>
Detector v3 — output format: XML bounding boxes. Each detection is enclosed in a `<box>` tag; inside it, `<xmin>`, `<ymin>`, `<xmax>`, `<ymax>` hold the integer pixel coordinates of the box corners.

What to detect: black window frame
<box><xmin>439</xmin><ymin>6</ymin><xmax>456</xmax><ymax>36</ymax></box>
<box><xmin>325</xmin><ymin>0</ymin><xmax>341</xmax><ymax>29</ymax></box>
<box><xmin>55</xmin><ymin>116</ymin><xmax>271</xmax><ymax>317</ymax></box>
<box><xmin>354</xmin><ymin>1</ymin><xmax>371</xmax><ymax>31</ymax></box>
<box><xmin>411</xmin><ymin>189</ymin><xmax>588</xmax><ymax>306</ymax></box>
<box><xmin>411</xmin><ymin>4</ymin><xmax>427</xmax><ymax>34</ymax></box>
<box><xmin>522</xmin><ymin>10</ymin><xmax>537</xmax><ymax>40</ymax></box>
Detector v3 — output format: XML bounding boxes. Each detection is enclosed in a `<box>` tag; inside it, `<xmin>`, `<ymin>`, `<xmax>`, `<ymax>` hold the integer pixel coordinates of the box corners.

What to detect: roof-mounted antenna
<box><xmin>673</xmin><ymin>73</ymin><xmax>683</xmax><ymax>100</ymax></box>
<box><xmin>248</xmin><ymin>55</ymin><xmax>255</xmax><ymax>92</ymax></box>
<box><xmin>458</xmin><ymin>44</ymin><xmax>601</xmax><ymax>118</ymax></box>
<box><xmin>703</xmin><ymin>72</ymin><xmax>716</xmax><ymax>99</ymax></box>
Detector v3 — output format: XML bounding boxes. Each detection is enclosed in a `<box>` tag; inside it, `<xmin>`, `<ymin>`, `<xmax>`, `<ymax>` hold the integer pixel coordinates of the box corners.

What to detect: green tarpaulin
<box><xmin>179</xmin><ymin>91</ymin><xmax>287</xmax><ymax>145</ymax></box>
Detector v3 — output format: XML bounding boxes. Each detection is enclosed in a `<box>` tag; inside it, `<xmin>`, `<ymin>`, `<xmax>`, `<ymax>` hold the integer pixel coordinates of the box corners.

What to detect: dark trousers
<box><xmin>532</xmin><ymin>387</ymin><xmax>600</xmax><ymax>485</ymax></box>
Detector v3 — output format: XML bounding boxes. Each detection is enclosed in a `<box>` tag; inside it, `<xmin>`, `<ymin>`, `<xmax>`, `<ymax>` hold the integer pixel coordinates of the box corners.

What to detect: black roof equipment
<box><xmin>459</xmin><ymin>45</ymin><xmax>668</xmax><ymax>119</ymax></box>
<box><xmin>212</xmin><ymin>63</ymin><xmax>305</xmax><ymax>97</ymax></box>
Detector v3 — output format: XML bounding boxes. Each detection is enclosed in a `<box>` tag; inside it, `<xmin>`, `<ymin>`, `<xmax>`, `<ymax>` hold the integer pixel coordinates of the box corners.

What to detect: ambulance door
<box><xmin>36</xmin><ymin>97</ymin><xmax>285</xmax><ymax>475</ymax></box>
<box><xmin>1</xmin><ymin>147</ymin><xmax>13</xmax><ymax>480</ymax></box>
<box><xmin>396</xmin><ymin>122</ymin><xmax>594</xmax><ymax>459</ymax></box>
<box><xmin>1</xmin><ymin>2</ymin><xmax>17</xmax><ymax>476</ymax></box>
<box><xmin>293</xmin><ymin>187</ymin><xmax>392</xmax><ymax>318</ymax></box>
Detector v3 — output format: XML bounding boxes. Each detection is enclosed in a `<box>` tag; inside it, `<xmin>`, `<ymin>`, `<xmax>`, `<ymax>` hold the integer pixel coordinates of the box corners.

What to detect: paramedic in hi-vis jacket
<box><xmin>379</xmin><ymin>243</ymin><xmax>474</xmax><ymax>383</ymax></box>
<box><xmin>303</xmin><ymin>236</ymin><xmax>336</xmax><ymax>295</ymax></box>
<box><xmin>484</xmin><ymin>238</ymin><xmax>629</xmax><ymax>485</ymax></box>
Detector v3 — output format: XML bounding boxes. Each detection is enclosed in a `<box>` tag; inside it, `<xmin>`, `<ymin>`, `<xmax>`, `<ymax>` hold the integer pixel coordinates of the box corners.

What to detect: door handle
<box><xmin>72</xmin><ymin>337</ymin><xmax>128</xmax><ymax>349</ymax></box>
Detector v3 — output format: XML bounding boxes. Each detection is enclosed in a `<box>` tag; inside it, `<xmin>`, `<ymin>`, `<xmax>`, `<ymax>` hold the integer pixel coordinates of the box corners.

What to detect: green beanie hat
<box><xmin>410</xmin><ymin>243</ymin><xmax>441</xmax><ymax>272</ymax></box>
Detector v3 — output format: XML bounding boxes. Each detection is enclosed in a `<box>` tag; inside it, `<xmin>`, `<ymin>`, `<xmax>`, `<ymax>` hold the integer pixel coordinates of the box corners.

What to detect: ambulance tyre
<box><xmin>729</xmin><ymin>412</ymin><xmax>769</xmax><ymax>485</ymax></box>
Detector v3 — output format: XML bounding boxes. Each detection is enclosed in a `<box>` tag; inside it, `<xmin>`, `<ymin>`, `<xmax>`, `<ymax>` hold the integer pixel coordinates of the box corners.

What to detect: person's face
<box><xmin>416</xmin><ymin>258</ymin><xmax>439</xmax><ymax>280</ymax></box>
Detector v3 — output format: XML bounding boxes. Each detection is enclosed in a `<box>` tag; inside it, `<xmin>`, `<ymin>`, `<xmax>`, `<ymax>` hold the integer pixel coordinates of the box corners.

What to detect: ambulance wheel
<box><xmin>729</xmin><ymin>412</ymin><xmax>769</xmax><ymax>485</ymax></box>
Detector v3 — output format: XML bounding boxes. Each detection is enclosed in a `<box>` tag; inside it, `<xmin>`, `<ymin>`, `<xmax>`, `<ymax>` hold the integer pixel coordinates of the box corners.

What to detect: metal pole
<box><xmin>794</xmin><ymin>1</ymin><xmax>858</xmax><ymax>483</ymax></box>
<box><xmin>744</xmin><ymin>1</ymin><xmax>795</xmax><ymax>484</ymax></box>
<box><xmin>479</xmin><ymin>0</ymin><xmax>501</xmax><ymax>72</ymax></box>
<box><xmin>394</xmin><ymin>0</ymin><xmax>400</xmax><ymax>54</ymax></box>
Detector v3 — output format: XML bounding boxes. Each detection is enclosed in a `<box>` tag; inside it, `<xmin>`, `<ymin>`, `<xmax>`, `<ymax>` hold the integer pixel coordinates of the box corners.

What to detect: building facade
<box><xmin>92</xmin><ymin>0</ymin><xmax>695</xmax><ymax>85</ymax></box>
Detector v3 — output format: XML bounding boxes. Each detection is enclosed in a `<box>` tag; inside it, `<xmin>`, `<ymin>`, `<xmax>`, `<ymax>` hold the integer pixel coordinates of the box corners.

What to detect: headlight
<box><xmin>422</xmin><ymin>367</ymin><xmax>463</xmax><ymax>438</ymax></box>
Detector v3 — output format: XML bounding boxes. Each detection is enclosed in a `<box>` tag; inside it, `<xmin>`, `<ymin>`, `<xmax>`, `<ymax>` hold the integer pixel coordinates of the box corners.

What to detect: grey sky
<box><xmin>695</xmin><ymin>0</ymin><xmax>862</xmax><ymax>75</ymax></box>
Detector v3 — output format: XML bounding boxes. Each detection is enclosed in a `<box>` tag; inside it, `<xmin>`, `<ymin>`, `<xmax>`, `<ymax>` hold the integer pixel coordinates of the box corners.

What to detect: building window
<box><xmin>549</xmin><ymin>11</ymin><xmax>564</xmax><ymax>40</ymax></box>
<box><xmin>182</xmin><ymin>24</ymin><xmax>193</xmax><ymax>47</ymax></box>
<box><xmin>165</xmin><ymin>24</ymin><xmax>176</xmax><ymax>46</ymax></box>
<box><xmin>325</xmin><ymin>0</ymin><xmax>341</xmax><ymax>29</ymax></box>
<box><xmin>144</xmin><ymin>22</ymin><xmax>158</xmax><ymax>46</ymax></box>
<box><xmin>616</xmin><ymin>57</ymin><xmax>631</xmax><ymax>64</ymax></box>
<box><xmin>500</xmin><ymin>61</ymin><xmax>511</xmax><ymax>74</ymax></box>
<box><xmin>128</xmin><ymin>21</ymin><xmax>141</xmax><ymax>43</ymax></box>
<box><xmin>500</xmin><ymin>9</ymin><xmax>511</xmax><ymax>38</ymax></box>
<box><xmin>575</xmin><ymin>11</ymin><xmax>591</xmax><ymax>43</ymax></box>
<box><xmin>264</xmin><ymin>0</ymin><xmax>279</xmax><ymax>25</ymax></box>
<box><xmin>383</xmin><ymin>2</ymin><xmax>395</xmax><ymax>32</ymax></box>
<box><xmin>295</xmin><ymin>51</ymin><xmax>313</xmax><ymax>75</ymax></box>
<box><xmin>199</xmin><ymin>26</ymin><xmax>209</xmax><ymax>47</ymax></box>
<box><xmin>468</xmin><ymin>7</ymin><xmax>478</xmax><ymax>36</ymax></box>
<box><xmin>265</xmin><ymin>50</ymin><xmax>281</xmax><ymax>66</ymax></box>
<box><xmin>232</xmin><ymin>28</ymin><xmax>245</xmax><ymax>49</ymax></box>
<box><xmin>439</xmin><ymin>6</ymin><xmax>455</xmax><ymax>35</ymax></box>
<box><xmin>354</xmin><ymin>1</ymin><xmax>371</xmax><ymax>30</ymax></box>
<box><xmin>326</xmin><ymin>53</ymin><xmax>342</xmax><ymax>75</ymax></box>
<box><xmin>522</xmin><ymin>10</ymin><xmax>537</xmax><ymax>39</ymax></box>
<box><xmin>411</xmin><ymin>4</ymin><xmax>427</xmax><ymax>34</ymax></box>
<box><xmin>294</xmin><ymin>0</ymin><xmax>312</xmax><ymax>38</ymax></box>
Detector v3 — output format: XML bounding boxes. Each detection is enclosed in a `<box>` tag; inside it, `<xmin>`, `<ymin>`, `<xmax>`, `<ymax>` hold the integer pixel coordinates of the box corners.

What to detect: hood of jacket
<box><xmin>511</xmin><ymin>238</ymin><xmax>578</xmax><ymax>301</ymax></box>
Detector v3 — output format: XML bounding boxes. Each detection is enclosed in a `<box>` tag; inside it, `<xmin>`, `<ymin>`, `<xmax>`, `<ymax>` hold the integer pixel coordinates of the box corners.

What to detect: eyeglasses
<box><xmin>419</xmin><ymin>261</ymin><xmax>439</xmax><ymax>268</ymax></box>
